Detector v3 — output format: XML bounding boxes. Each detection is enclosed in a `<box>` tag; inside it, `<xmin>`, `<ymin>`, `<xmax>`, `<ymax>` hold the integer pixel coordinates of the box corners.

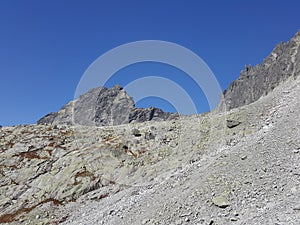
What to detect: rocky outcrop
<box><xmin>219</xmin><ymin>30</ymin><xmax>300</xmax><ymax>111</ymax></box>
<box><xmin>38</xmin><ymin>85</ymin><xmax>177</xmax><ymax>126</ymax></box>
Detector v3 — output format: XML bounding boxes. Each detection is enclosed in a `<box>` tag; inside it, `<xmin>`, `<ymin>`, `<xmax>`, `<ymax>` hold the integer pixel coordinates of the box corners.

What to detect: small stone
<box><xmin>240</xmin><ymin>155</ymin><xmax>247</xmax><ymax>160</ymax></box>
<box><xmin>293</xmin><ymin>149</ymin><xmax>299</xmax><ymax>154</ymax></box>
<box><xmin>230</xmin><ymin>217</ymin><xmax>238</xmax><ymax>221</ymax></box>
<box><xmin>142</xmin><ymin>219</ymin><xmax>150</xmax><ymax>224</ymax></box>
<box><xmin>293</xmin><ymin>205</ymin><xmax>300</xmax><ymax>211</ymax></box>
<box><xmin>212</xmin><ymin>196</ymin><xmax>230</xmax><ymax>208</ymax></box>
<box><xmin>226</xmin><ymin>120</ymin><xmax>241</xmax><ymax>128</ymax></box>
<box><xmin>132</xmin><ymin>129</ymin><xmax>142</xmax><ymax>137</ymax></box>
<box><xmin>175</xmin><ymin>218</ymin><xmax>184</xmax><ymax>225</ymax></box>
<box><xmin>145</xmin><ymin>132</ymin><xmax>155</xmax><ymax>140</ymax></box>
<box><xmin>291</xmin><ymin>186</ymin><xmax>297</xmax><ymax>194</ymax></box>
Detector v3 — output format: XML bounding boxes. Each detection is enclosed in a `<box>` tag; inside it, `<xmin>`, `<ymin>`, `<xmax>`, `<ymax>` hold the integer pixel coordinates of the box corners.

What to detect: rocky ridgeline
<box><xmin>37</xmin><ymin>85</ymin><xmax>177</xmax><ymax>126</ymax></box>
<box><xmin>219</xmin><ymin>30</ymin><xmax>300</xmax><ymax>111</ymax></box>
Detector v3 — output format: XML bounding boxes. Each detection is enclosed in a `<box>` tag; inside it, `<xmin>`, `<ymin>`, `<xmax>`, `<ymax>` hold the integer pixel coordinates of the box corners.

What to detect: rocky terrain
<box><xmin>219</xmin><ymin>30</ymin><xmax>300</xmax><ymax>111</ymax></box>
<box><xmin>37</xmin><ymin>85</ymin><xmax>177</xmax><ymax>126</ymax></box>
<box><xmin>0</xmin><ymin>31</ymin><xmax>299</xmax><ymax>225</ymax></box>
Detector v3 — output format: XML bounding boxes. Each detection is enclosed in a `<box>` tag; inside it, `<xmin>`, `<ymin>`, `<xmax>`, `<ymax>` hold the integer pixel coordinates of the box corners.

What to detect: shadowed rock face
<box><xmin>219</xmin><ymin>30</ymin><xmax>300</xmax><ymax>111</ymax></box>
<box><xmin>37</xmin><ymin>85</ymin><xmax>177</xmax><ymax>126</ymax></box>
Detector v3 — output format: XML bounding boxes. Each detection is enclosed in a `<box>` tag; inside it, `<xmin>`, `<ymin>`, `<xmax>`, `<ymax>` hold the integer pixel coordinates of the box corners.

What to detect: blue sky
<box><xmin>1</xmin><ymin>0</ymin><xmax>300</xmax><ymax>126</ymax></box>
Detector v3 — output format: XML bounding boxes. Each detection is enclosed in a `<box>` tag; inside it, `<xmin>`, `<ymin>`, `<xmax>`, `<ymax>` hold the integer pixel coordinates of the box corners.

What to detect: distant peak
<box><xmin>38</xmin><ymin>84</ymin><xmax>177</xmax><ymax>126</ymax></box>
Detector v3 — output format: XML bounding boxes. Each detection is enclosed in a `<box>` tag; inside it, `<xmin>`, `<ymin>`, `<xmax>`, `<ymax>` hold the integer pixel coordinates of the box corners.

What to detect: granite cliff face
<box><xmin>219</xmin><ymin>30</ymin><xmax>300</xmax><ymax>111</ymax></box>
<box><xmin>38</xmin><ymin>85</ymin><xmax>176</xmax><ymax>126</ymax></box>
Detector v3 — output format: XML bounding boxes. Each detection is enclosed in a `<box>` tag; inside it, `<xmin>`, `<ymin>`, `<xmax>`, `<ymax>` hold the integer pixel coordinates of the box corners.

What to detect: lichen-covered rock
<box><xmin>226</xmin><ymin>119</ymin><xmax>241</xmax><ymax>128</ymax></box>
<box><xmin>212</xmin><ymin>195</ymin><xmax>230</xmax><ymax>208</ymax></box>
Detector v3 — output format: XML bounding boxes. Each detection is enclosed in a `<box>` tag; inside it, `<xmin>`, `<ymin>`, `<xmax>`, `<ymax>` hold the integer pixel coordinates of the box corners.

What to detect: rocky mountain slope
<box><xmin>37</xmin><ymin>85</ymin><xmax>177</xmax><ymax>126</ymax></box>
<box><xmin>219</xmin><ymin>30</ymin><xmax>300</xmax><ymax>111</ymax></box>
<box><xmin>0</xmin><ymin>31</ymin><xmax>299</xmax><ymax>225</ymax></box>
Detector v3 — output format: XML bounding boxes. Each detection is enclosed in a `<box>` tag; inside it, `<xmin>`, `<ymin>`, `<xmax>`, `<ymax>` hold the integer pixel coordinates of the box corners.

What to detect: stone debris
<box><xmin>226</xmin><ymin>120</ymin><xmax>241</xmax><ymax>129</ymax></box>
<box><xmin>212</xmin><ymin>196</ymin><xmax>230</xmax><ymax>208</ymax></box>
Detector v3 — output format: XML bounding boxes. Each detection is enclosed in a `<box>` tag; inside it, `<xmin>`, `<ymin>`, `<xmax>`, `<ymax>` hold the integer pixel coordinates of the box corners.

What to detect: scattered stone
<box><xmin>132</xmin><ymin>129</ymin><xmax>142</xmax><ymax>137</ymax></box>
<box><xmin>212</xmin><ymin>196</ymin><xmax>230</xmax><ymax>208</ymax></box>
<box><xmin>142</xmin><ymin>219</ymin><xmax>150</xmax><ymax>224</ymax></box>
<box><xmin>145</xmin><ymin>131</ymin><xmax>155</xmax><ymax>140</ymax></box>
<box><xmin>226</xmin><ymin>120</ymin><xmax>241</xmax><ymax>128</ymax></box>
<box><xmin>230</xmin><ymin>217</ymin><xmax>238</xmax><ymax>221</ymax></box>
<box><xmin>209</xmin><ymin>220</ymin><xmax>215</xmax><ymax>225</ymax></box>
<box><xmin>293</xmin><ymin>205</ymin><xmax>300</xmax><ymax>211</ymax></box>
<box><xmin>184</xmin><ymin>217</ymin><xmax>190</xmax><ymax>222</ymax></box>
<box><xmin>240</xmin><ymin>155</ymin><xmax>247</xmax><ymax>160</ymax></box>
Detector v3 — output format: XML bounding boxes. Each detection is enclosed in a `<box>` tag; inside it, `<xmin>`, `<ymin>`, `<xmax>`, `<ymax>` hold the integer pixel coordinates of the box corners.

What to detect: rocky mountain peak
<box><xmin>218</xmin><ymin>30</ymin><xmax>300</xmax><ymax>111</ymax></box>
<box><xmin>37</xmin><ymin>85</ymin><xmax>177</xmax><ymax>126</ymax></box>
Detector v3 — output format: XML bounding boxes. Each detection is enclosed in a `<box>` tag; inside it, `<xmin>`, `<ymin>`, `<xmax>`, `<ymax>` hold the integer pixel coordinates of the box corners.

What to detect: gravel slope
<box><xmin>60</xmin><ymin>76</ymin><xmax>300</xmax><ymax>225</ymax></box>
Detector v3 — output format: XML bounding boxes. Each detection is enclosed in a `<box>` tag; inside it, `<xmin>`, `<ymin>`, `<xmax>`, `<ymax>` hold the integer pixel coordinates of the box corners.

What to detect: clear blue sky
<box><xmin>1</xmin><ymin>0</ymin><xmax>300</xmax><ymax>126</ymax></box>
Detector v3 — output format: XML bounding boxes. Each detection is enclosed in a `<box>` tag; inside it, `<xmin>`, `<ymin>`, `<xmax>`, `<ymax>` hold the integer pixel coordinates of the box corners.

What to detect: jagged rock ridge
<box><xmin>40</xmin><ymin>31</ymin><xmax>300</xmax><ymax>125</ymax></box>
<box><xmin>38</xmin><ymin>85</ymin><xmax>177</xmax><ymax>126</ymax></box>
<box><xmin>219</xmin><ymin>30</ymin><xmax>300</xmax><ymax>111</ymax></box>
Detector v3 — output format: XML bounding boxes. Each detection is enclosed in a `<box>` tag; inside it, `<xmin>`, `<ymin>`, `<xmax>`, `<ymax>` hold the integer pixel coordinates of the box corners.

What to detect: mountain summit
<box><xmin>219</xmin><ymin>30</ymin><xmax>300</xmax><ymax>111</ymax></box>
<box><xmin>38</xmin><ymin>85</ymin><xmax>177</xmax><ymax>126</ymax></box>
